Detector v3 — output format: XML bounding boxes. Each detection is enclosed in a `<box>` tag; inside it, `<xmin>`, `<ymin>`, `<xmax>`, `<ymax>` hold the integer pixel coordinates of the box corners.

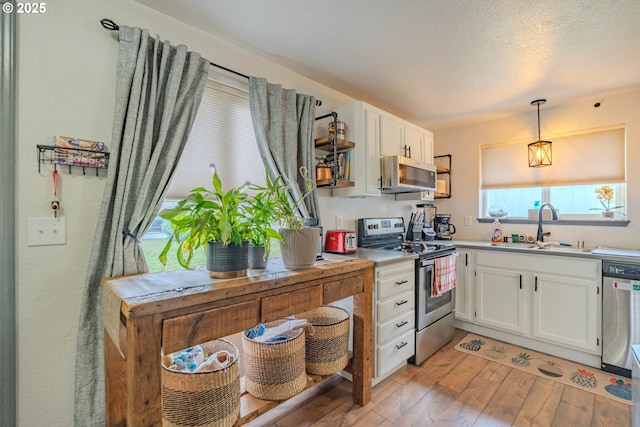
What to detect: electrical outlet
<box><xmin>336</xmin><ymin>214</ymin><xmax>344</xmax><ymax>229</ymax></box>
<box><xmin>464</xmin><ymin>215</ymin><xmax>472</xmax><ymax>226</ymax></box>
<box><xmin>28</xmin><ymin>217</ymin><xmax>66</xmax><ymax>246</ymax></box>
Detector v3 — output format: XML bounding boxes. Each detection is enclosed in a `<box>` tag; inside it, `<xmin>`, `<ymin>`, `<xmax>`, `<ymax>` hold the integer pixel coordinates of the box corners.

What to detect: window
<box><xmin>141</xmin><ymin>68</ymin><xmax>266</xmax><ymax>272</ymax></box>
<box><xmin>481</xmin><ymin>126</ymin><xmax>627</xmax><ymax>221</ymax></box>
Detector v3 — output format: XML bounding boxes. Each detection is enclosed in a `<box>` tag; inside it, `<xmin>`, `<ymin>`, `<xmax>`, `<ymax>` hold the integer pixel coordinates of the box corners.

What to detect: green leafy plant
<box><xmin>268</xmin><ymin>166</ymin><xmax>316</xmax><ymax>230</ymax></box>
<box><xmin>244</xmin><ymin>183</ymin><xmax>282</xmax><ymax>257</ymax></box>
<box><xmin>158</xmin><ymin>171</ymin><xmax>251</xmax><ymax>269</ymax></box>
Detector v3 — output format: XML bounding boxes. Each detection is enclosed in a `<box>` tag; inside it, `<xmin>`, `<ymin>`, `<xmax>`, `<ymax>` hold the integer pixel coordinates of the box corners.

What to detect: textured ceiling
<box><xmin>134</xmin><ymin>0</ymin><xmax>640</xmax><ymax>129</ymax></box>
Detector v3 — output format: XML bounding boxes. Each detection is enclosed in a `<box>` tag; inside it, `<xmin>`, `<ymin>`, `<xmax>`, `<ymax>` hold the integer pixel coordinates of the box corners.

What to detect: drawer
<box><xmin>261</xmin><ymin>284</ymin><xmax>322</xmax><ymax>322</ymax></box>
<box><xmin>376</xmin><ymin>330</ymin><xmax>415</xmax><ymax>378</ymax></box>
<box><xmin>376</xmin><ymin>269</ymin><xmax>414</xmax><ymax>300</ymax></box>
<box><xmin>376</xmin><ymin>260</ymin><xmax>414</xmax><ymax>281</ymax></box>
<box><xmin>163</xmin><ymin>300</ymin><xmax>259</xmax><ymax>354</ymax></box>
<box><xmin>377</xmin><ymin>311</ymin><xmax>415</xmax><ymax>345</ymax></box>
<box><xmin>377</xmin><ymin>290</ymin><xmax>414</xmax><ymax>323</ymax></box>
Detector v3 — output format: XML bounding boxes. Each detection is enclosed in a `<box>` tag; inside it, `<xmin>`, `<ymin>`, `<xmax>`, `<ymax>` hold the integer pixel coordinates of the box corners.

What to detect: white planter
<box><xmin>279</xmin><ymin>227</ymin><xmax>319</xmax><ymax>270</ymax></box>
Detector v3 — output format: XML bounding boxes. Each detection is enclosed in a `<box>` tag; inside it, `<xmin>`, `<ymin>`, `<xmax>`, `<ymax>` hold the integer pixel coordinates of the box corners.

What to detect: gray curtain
<box><xmin>248</xmin><ymin>77</ymin><xmax>320</xmax><ymax>222</ymax></box>
<box><xmin>74</xmin><ymin>26</ymin><xmax>208</xmax><ymax>426</ymax></box>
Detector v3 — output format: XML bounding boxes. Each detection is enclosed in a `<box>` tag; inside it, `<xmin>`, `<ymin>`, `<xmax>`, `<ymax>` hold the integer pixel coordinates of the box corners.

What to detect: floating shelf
<box><xmin>37</xmin><ymin>144</ymin><xmax>109</xmax><ymax>176</ymax></box>
<box><xmin>314</xmin><ymin>136</ymin><xmax>355</xmax><ymax>152</ymax></box>
<box><xmin>316</xmin><ymin>179</ymin><xmax>355</xmax><ymax>188</ymax></box>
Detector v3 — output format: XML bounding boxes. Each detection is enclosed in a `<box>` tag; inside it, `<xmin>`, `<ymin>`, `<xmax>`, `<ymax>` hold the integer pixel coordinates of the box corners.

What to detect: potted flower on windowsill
<box><xmin>158</xmin><ymin>170</ymin><xmax>252</xmax><ymax>278</ymax></box>
<box><xmin>265</xmin><ymin>166</ymin><xmax>319</xmax><ymax>270</ymax></box>
<box><xmin>590</xmin><ymin>185</ymin><xmax>625</xmax><ymax>220</ymax></box>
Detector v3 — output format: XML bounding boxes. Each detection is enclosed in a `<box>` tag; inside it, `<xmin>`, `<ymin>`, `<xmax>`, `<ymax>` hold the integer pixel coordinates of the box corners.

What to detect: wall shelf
<box><xmin>314</xmin><ymin>112</ymin><xmax>355</xmax><ymax>188</ymax></box>
<box><xmin>434</xmin><ymin>154</ymin><xmax>451</xmax><ymax>198</ymax></box>
<box><xmin>37</xmin><ymin>144</ymin><xmax>109</xmax><ymax>176</ymax></box>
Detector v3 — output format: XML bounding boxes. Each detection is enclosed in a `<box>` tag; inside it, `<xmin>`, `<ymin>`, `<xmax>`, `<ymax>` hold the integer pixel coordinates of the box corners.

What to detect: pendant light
<box><xmin>528</xmin><ymin>99</ymin><xmax>552</xmax><ymax>167</ymax></box>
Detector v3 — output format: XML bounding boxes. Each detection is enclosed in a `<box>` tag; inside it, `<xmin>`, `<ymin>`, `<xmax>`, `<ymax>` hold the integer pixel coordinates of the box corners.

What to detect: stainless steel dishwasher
<box><xmin>602</xmin><ymin>259</ymin><xmax>640</xmax><ymax>378</ymax></box>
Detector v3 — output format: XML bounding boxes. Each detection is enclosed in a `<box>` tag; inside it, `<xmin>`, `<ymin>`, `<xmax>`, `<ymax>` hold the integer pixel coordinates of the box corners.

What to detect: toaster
<box><xmin>325</xmin><ymin>230</ymin><xmax>357</xmax><ymax>254</ymax></box>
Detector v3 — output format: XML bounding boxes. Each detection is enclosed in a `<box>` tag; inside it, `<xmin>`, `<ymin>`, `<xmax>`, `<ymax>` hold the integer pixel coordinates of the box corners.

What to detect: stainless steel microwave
<box><xmin>380</xmin><ymin>155</ymin><xmax>437</xmax><ymax>193</ymax></box>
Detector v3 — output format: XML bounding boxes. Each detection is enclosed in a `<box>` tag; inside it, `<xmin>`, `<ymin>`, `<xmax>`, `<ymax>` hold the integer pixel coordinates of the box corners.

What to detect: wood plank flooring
<box><xmin>244</xmin><ymin>329</ymin><xmax>631</xmax><ymax>427</ymax></box>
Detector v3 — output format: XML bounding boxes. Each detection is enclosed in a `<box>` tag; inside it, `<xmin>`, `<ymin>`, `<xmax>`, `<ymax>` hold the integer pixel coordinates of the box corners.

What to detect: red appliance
<box><xmin>325</xmin><ymin>230</ymin><xmax>357</xmax><ymax>254</ymax></box>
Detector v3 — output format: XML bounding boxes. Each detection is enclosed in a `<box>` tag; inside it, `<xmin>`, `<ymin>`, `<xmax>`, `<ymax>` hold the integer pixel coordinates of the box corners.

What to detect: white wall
<box><xmin>16</xmin><ymin>0</ymin><xmax>415</xmax><ymax>425</ymax></box>
<box><xmin>432</xmin><ymin>89</ymin><xmax>640</xmax><ymax>249</ymax></box>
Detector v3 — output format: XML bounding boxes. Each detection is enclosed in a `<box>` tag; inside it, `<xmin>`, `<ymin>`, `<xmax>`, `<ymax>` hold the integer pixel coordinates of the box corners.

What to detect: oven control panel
<box><xmin>357</xmin><ymin>217</ymin><xmax>404</xmax><ymax>237</ymax></box>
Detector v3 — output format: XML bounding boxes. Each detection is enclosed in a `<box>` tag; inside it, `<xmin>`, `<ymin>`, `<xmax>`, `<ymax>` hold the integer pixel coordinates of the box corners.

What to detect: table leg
<box><xmin>351</xmin><ymin>267</ymin><xmax>373</xmax><ymax>405</ymax></box>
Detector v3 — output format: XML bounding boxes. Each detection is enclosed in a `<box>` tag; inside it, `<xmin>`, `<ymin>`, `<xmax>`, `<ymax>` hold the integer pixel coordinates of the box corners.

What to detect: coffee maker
<box><xmin>434</xmin><ymin>214</ymin><xmax>456</xmax><ymax>240</ymax></box>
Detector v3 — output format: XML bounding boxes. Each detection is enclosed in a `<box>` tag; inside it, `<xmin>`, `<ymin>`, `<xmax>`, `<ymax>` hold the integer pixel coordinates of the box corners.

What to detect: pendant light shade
<box><xmin>528</xmin><ymin>99</ymin><xmax>552</xmax><ymax>167</ymax></box>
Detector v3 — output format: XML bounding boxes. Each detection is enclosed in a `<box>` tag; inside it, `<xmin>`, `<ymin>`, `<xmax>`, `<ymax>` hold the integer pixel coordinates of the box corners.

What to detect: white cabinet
<box><xmin>373</xmin><ymin>259</ymin><xmax>415</xmax><ymax>381</ymax></box>
<box><xmin>380</xmin><ymin>115</ymin><xmax>404</xmax><ymax>158</ymax></box>
<box><xmin>332</xmin><ymin>102</ymin><xmax>381</xmax><ymax>197</ymax></box>
<box><xmin>380</xmin><ymin>115</ymin><xmax>433</xmax><ymax>164</ymax></box>
<box><xmin>330</xmin><ymin>101</ymin><xmax>434</xmax><ymax>198</ymax></box>
<box><xmin>531</xmin><ymin>274</ymin><xmax>599</xmax><ymax>353</ymax></box>
<box><xmin>475</xmin><ymin>266</ymin><xmax>526</xmax><ymax>334</ymax></box>
<box><xmin>471</xmin><ymin>250</ymin><xmax>601</xmax><ymax>354</ymax></box>
<box><xmin>454</xmin><ymin>248</ymin><xmax>474</xmax><ymax>322</ymax></box>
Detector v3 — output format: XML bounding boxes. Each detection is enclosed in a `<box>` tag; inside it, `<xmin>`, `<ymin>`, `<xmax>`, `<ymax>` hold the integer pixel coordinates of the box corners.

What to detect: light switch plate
<box><xmin>464</xmin><ymin>216</ymin><xmax>472</xmax><ymax>226</ymax></box>
<box><xmin>27</xmin><ymin>217</ymin><xmax>66</xmax><ymax>246</ymax></box>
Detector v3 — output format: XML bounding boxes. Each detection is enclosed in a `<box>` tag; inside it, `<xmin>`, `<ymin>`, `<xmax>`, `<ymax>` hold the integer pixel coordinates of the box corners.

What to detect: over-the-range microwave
<box><xmin>380</xmin><ymin>155</ymin><xmax>437</xmax><ymax>193</ymax></box>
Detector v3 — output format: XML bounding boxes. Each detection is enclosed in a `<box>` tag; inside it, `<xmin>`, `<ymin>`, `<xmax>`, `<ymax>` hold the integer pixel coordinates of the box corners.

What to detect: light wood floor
<box><xmin>245</xmin><ymin>329</ymin><xmax>631</xmax><ymax>427</ymax></box>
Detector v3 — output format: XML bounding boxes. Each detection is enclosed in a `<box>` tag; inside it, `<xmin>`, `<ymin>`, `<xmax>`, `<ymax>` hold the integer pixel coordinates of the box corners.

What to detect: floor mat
<box><xmin>455</xmin><ymin>333</ymin><xmax>632</xmax><ymax>405</ymax></box>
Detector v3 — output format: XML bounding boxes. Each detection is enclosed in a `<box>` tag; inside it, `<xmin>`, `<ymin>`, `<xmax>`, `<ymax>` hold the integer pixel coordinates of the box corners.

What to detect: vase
<box><xmin>601</xmin><ymin>211</ymin><xmax>615</xmax><ymax>220</ymax></box>
<box><xmin>248</xmin><ymin>245</ymin><xmax>268</xmax><ymax>269</ymax></box>
<box><xmin>206</xmin><ymin>240</ymin><xmax>249</xmax><ymax>278</ymax></box>
<box><xmin>279</xmin><ymin>227</ymin><xmax>319</xmax><ymax>270</ymax></box>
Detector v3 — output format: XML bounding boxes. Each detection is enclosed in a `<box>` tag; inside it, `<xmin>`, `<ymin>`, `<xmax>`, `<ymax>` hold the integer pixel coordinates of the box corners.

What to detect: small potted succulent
<box><xmin>158</xmin><ymin>170</ymin><xmax>252</xmax><ymax>278</ymax></box>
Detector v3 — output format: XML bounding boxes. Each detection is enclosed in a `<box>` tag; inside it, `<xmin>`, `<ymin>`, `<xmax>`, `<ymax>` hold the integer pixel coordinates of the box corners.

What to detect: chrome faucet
<box><xmin>537</xmin><ymin>202</ymin><xmax>558</xmax><ymax>242</ymax></box>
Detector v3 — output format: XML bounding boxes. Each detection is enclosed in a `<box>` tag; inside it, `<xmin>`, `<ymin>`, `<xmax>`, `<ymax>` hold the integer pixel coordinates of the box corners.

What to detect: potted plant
<box><xmin>267</xmin><ymin>166</ymin><xmax>319</xmax><ymax>270</ymax></box>
<box><xmin>245</xmin><ymin>184</ymin><xmax>282</xmax><ymax>269</ymax></box>
<box><xmin>158</xmin><ymin>171</ymin><xmax>252</xmax><ymax>278</ymax></box>
<box><xmin>590</xmin><ymin>185</ymin><xmax>625</xmax><ymax>219</ymax></box>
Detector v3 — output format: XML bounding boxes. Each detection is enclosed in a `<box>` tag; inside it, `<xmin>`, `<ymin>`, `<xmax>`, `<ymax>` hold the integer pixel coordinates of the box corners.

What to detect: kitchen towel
<box><xmin>433</xmin><ymin>253</ymin><xmax>456</xmax><ymax>297</ymax></box>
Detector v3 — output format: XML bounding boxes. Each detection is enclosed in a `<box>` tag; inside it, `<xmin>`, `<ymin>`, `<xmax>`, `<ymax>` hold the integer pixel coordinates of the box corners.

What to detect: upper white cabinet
<box><xmin>329</xmin><ymin>101</ymin><xmax>434</xmax><ymax>197</ymax></box>
<box><xmin>379</xmin><ymin>115</ymin><xmax>404</xmax><ymax>158</ymax></box>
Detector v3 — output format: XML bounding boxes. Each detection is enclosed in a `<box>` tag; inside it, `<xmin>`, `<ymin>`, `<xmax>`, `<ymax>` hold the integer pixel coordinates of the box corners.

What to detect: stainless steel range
<box><xmin>357</xmin><ymin>217</ymin><xmax>456</xmax><ymax>366</ymax></box>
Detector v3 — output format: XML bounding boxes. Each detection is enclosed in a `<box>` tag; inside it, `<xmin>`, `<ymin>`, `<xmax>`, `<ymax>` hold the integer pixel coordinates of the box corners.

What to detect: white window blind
<box><xmin>481</xmin><ymin>126</ymin><xmax>626</xmax><ymax>190</ymax></box>
<box><xmin>166</xmin><ymin>70</ymin><xmax>265</xmax><ymax>199</ymax></box>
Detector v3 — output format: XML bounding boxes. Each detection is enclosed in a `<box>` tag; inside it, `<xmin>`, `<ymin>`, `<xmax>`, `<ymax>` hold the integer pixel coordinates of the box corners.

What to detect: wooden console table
<box><xmin>103</xmin><ymin>257</ymin><xmax>374</xmax><ymax>426</ymax></box>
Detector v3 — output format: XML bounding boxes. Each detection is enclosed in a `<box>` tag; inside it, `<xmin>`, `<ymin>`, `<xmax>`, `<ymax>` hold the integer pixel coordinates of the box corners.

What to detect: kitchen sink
<box><xmin>532</xmin><ymin>246</ymin><xmax>592</xmax><ymax>253</ymax></box>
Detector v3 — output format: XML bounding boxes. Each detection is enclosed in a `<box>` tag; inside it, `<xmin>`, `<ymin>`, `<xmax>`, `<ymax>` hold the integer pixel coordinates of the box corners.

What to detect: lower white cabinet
<box><xmin>374</xmin><ymin>259</ymin><xmax>416</xmax><ymax>381</ymax></box>
<box><xmin>531</xmin><ymin>273</ymin><xmax>599</xmax><ymax>353</ymax></box>
<box><xmin>457</xmin><ymin>248</ymin><xmax>601</xmax><ymax>357</ymax></box>
<box><xmin>454</xmin><ymin>249</ymin><xmax>474</xmax><ymax>322</ymax></box>
<box><xmin>475</xmin><ymin>266</ymin><xmax>526</xmax><ymax>334</ymax></box>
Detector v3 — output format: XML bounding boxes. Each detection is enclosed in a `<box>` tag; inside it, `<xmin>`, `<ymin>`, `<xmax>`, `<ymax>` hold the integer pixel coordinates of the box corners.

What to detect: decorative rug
<box><xmin>455</xmin><ymin>333</ymin><xmax>632</xmax><ymax>405</ymax></box>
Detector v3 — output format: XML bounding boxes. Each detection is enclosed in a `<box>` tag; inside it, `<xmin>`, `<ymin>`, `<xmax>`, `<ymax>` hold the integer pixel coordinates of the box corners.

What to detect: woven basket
<box><xmin>300</xmin><ymin>306</ymin><xmax>350</xmax><ymax>375</ymax></box>
<box><xmin>241</xmin><ymin>321</ymin><xmax>307</xmax><ymax>400</ymax></box>
<box><xmin>161</xmin><ymin>339</ymin><xmax>240</xmax><ymax>427</ymax></box>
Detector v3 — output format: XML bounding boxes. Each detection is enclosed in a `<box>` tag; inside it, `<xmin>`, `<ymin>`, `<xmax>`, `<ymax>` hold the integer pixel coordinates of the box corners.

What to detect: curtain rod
<box><xmin>100</xmin><ymin>18</ymin><xmax>322</xmax><ymax>106</ymax></box>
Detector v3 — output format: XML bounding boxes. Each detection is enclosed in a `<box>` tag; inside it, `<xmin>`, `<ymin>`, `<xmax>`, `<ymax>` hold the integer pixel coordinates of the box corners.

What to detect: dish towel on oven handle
<box><xmin>432</xmin><ymin>253</ymin><xmax>457</xmax><ymax>297</ymax></box>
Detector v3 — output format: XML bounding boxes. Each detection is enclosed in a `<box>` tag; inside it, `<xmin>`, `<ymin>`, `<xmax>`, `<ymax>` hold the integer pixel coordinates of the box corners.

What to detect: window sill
<box><xmin>477</xmin><ymin>218</ymin><xmax>630</xmax><ymax>227</ymax></box>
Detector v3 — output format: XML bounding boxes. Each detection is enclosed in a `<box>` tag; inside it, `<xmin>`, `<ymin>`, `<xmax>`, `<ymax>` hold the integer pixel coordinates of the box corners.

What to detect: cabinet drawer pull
<box><xmin>394</xmin><ymin>279</ymin><xmax>408</xmax><ymax>286</ymax></box>
<box><xmin>395</xmin><ymin>299</ymin><xmax>408</xmax><ymax>306</ymax></box>
<box><xmin>395</xmin><ymin>341</ymin><xmax>408</xmax><ymax>350</ymax></box>
<box><xmin>395</xmin><ymin>320</ymin><xmax>408</xmax><ymax>328</ymax></box>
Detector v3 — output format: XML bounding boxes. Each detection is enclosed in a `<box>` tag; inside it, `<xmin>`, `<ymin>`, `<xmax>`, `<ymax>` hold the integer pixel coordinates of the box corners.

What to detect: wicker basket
<box><xmin>241</xmin><ymin>321</ymin><xmax>307</xmax><ymax>400</ymax></box>
<box><xmin>300</xmin><ymin>306</ymin><xmax>350</xmax><ymax>375</ymax></box>
<box><xmin>161</xmin><ymin>339</ymin><xmax>240</xmax><ymax>427</ymax></box>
